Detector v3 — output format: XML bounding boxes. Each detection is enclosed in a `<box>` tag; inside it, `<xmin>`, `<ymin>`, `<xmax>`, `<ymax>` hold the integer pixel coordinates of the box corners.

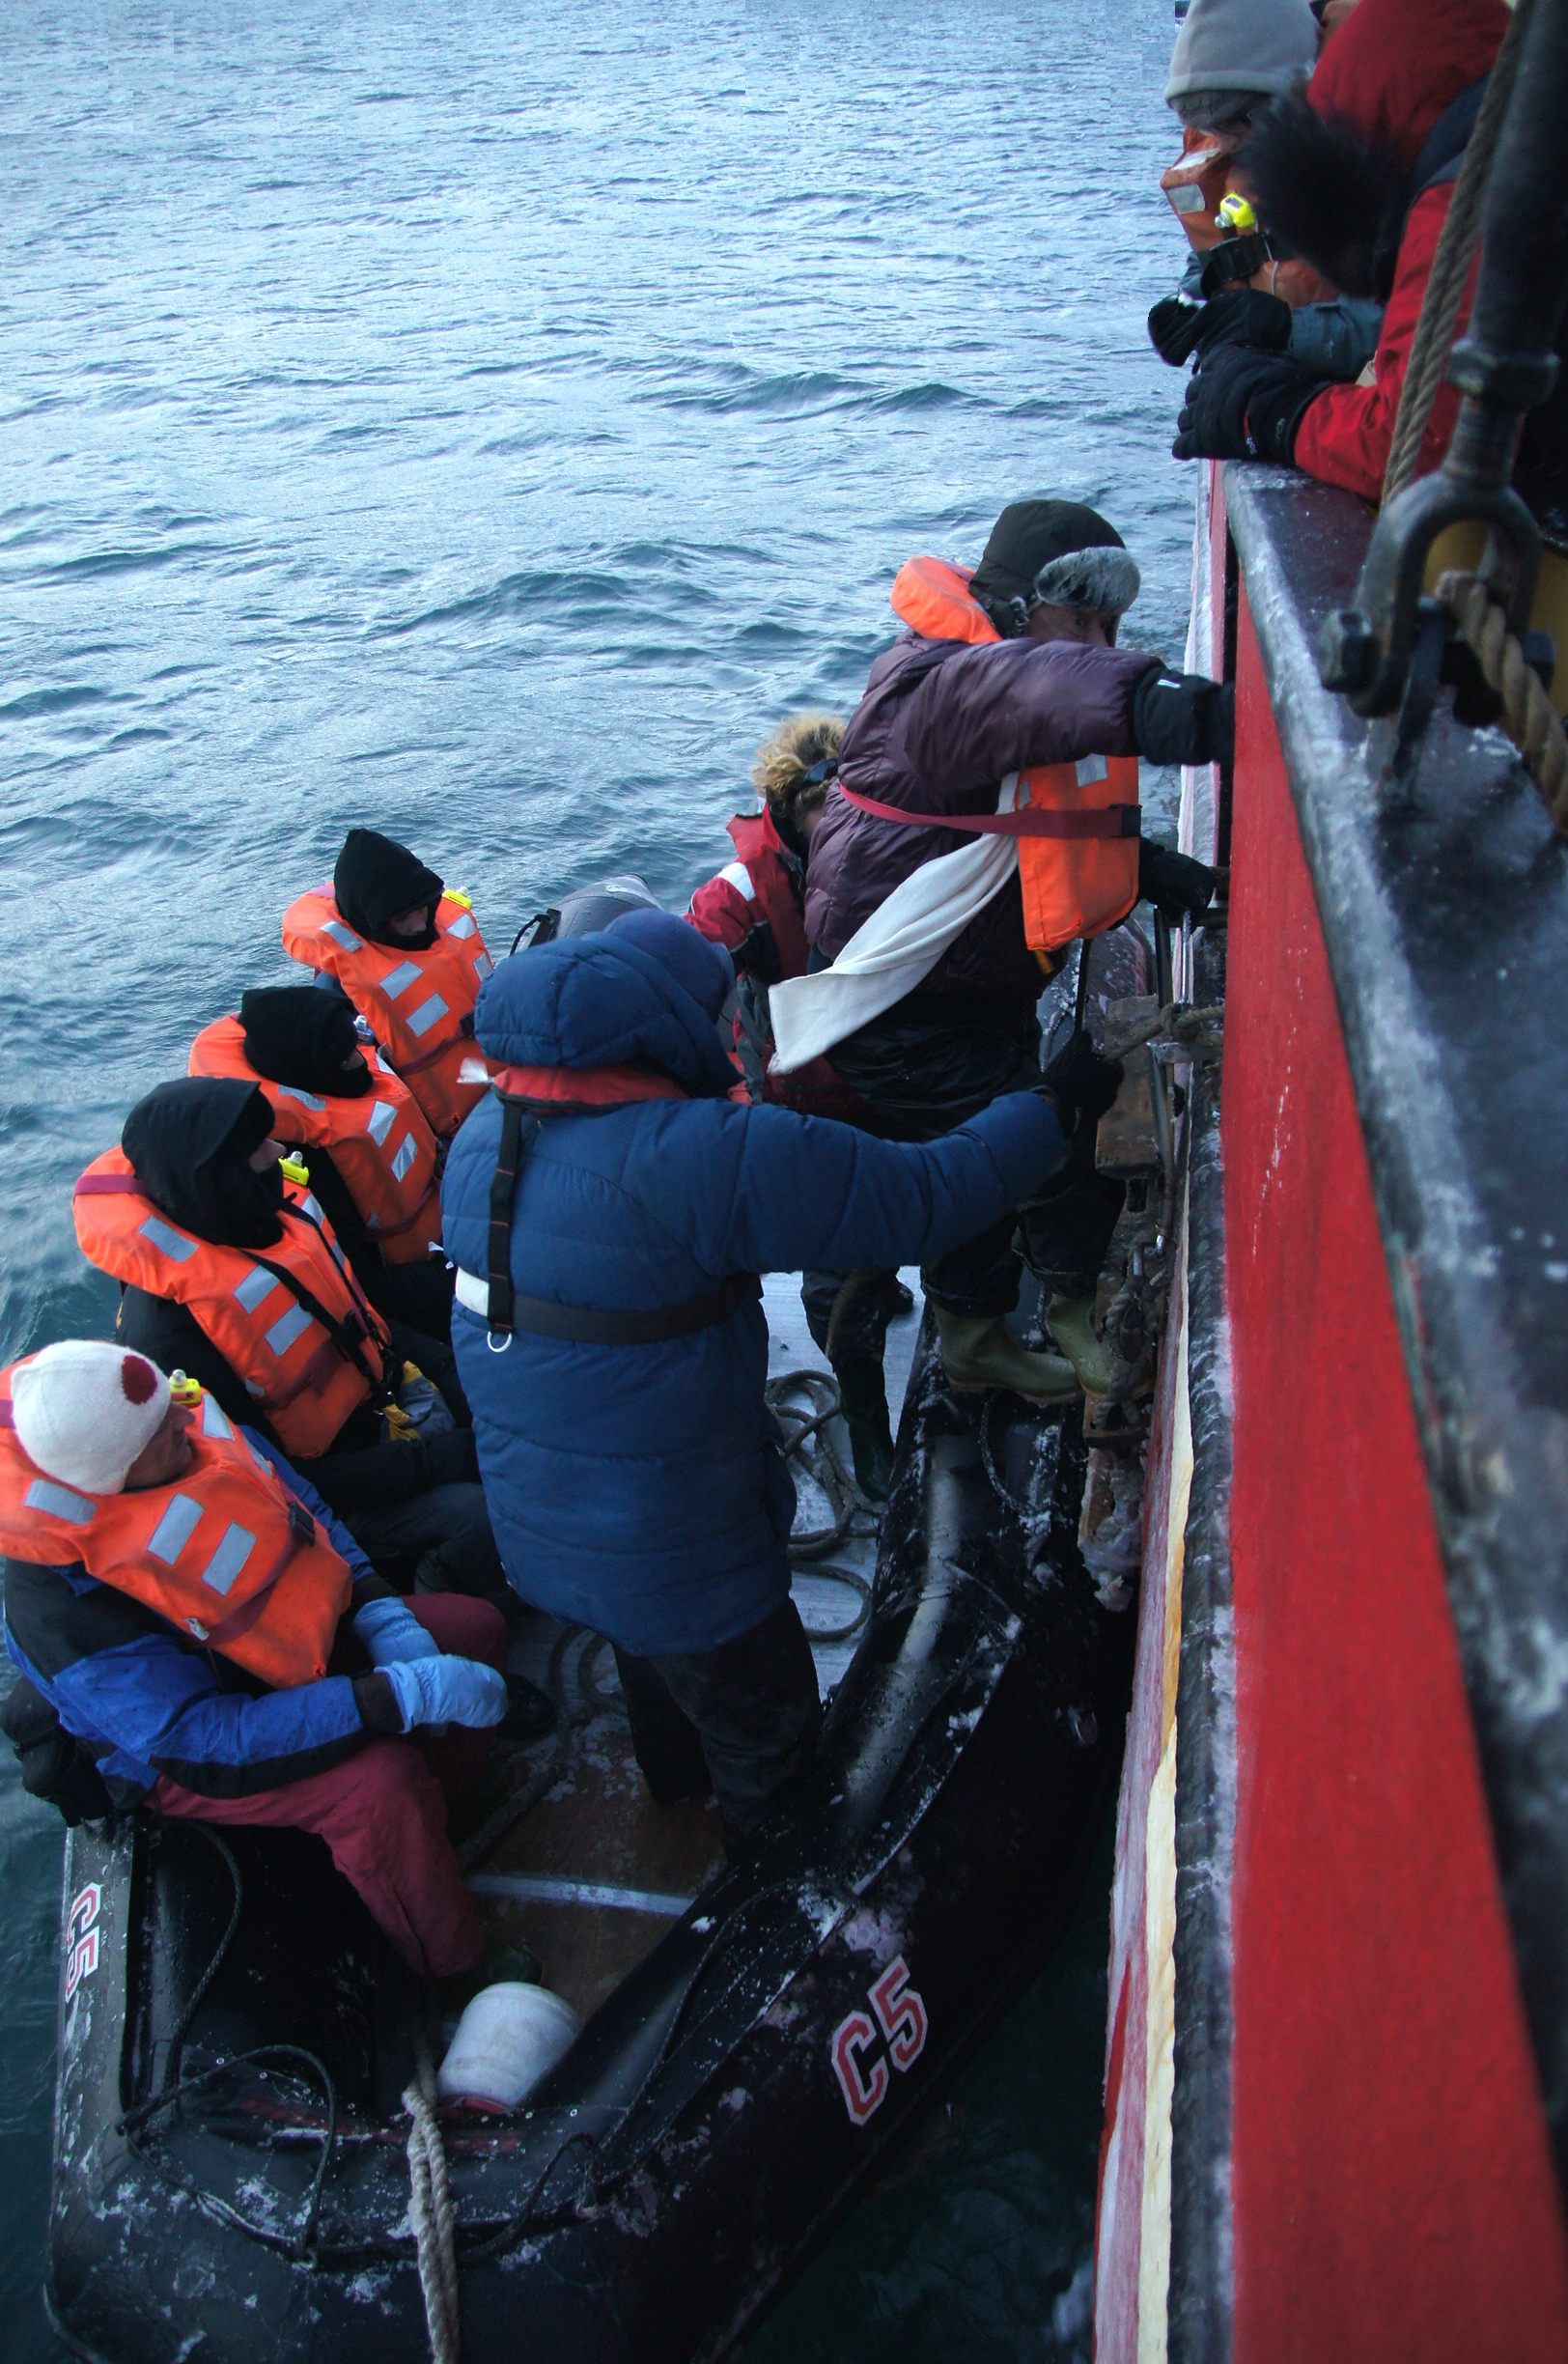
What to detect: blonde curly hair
<box><xmin>750</xmin><ymin>711</ymin><xmax>846</xmax><ymax>828</ymax></box>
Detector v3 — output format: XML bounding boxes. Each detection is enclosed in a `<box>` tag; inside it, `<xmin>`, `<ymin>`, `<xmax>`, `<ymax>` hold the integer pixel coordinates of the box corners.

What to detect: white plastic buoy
<box><xmin>436</xmin><ymin>1984</ymin><xmax>581</xmax><ymax>2113</ymax></box>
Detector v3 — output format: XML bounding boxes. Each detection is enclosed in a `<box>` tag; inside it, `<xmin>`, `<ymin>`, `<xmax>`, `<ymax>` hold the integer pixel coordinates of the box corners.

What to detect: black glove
<box><xmin>1039</xmin><ymin>1030</ymin><xmax>1125</xmax><ymax>1136</ymax></box>
<box><xmin>1138</xmin><ymin>839</ymin><xmax>1218</xmax><ymax>923</ymax></box>
<box><xmin>1132</xmin><ymin>666</ymin><xmax>1235</xmax><ymax>769</ymax></box>
<box><xmin>420</xmin><ymin>1426</ymin><xmax>479</xmax><ymax>1489</ymax></box>
<box><xmin>1172</xmin><ymin>342</ymin><xmax>1323</xmax><ymax>464</ymax></box>
<box><xmin>1148</xmin><ymin>294</ymin><xmax>1204</xmax><ymax>368</ymax></box>
<box><xmin>1190</xmin><ymin>285</ymin><xmax>1292</xmax><ymax>358</ymax></box>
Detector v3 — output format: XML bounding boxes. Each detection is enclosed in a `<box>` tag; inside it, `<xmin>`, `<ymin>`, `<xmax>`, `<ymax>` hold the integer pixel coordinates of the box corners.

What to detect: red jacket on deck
<box><xmin>1258</xmin><ymin>0</ymin><xmax>1509</xmax><ymax>504</ymax></box>
<box><xmin>1295</xmin><ymin>186</ymin><xmax>1468</xmax><ymax>504</ymax></box>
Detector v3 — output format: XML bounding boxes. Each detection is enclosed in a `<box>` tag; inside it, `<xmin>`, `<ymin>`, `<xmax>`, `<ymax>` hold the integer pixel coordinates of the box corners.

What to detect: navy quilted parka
<box><xmin>442</xmin><ymin>913</ymin><xmax>1067</xmax><ymax>1655</ymax></box>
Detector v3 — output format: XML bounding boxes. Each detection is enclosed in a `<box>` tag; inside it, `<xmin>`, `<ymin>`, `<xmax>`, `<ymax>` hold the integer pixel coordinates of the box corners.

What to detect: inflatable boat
<box><xmin>44</xmin><ymin>1286</ymin><xmax>1135</xmax><ymax>2363</ymax></box>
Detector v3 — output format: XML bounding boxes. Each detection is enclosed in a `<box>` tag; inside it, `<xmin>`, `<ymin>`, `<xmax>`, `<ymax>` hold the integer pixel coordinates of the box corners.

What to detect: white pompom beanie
<box><xmin>13</xmin><ymin>1343</ymin><xmax>172</xmax><ymax>1496</ymax></box>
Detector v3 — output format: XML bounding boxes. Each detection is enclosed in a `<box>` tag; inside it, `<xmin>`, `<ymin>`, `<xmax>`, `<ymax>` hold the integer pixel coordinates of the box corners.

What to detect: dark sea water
<box><xmin>2</xmin><ymin>2</ymin><xmax>1190</xmax><ymax>2352</ymax></box>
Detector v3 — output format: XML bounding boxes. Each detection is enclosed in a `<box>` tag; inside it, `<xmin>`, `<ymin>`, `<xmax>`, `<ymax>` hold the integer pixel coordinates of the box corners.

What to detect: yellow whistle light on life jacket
<box><xmin>279</xmin><ymin>1154</ymin><xmax>311</xmax><ymax>1187</ymax></box>
<box><xmin>169</xmin><ymin>1370</ymin><xmax>203</xmax><ymax>1408</ymax></box>
<box><xmin>1217</xmin><ymin>191</ymin><xmax>1257</xmax><ymax>236</ymax></box>
<box><xmin>446</xmin><ymin>890</ymin><xmax>473</xmax><ymax>911</ymax></box>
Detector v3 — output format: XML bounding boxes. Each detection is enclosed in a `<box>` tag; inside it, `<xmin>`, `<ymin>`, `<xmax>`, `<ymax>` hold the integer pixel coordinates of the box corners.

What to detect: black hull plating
<box><xmin>47</xmin><ymin>1329</ymin><xmax>1133</xmax><ymax>2364</ymax></box>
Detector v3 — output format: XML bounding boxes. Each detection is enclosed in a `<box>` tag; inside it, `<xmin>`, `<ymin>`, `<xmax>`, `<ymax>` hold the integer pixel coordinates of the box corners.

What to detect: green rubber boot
<box><xmin>933</xmin><ymin>1309</ymin><xmax>1080</xmax><ymax>1402</ymax></box>
<box><xmin>1044</xmin><ymin>1293</ymin><xmax>1120</xmax><ymax>1396</ymax></box>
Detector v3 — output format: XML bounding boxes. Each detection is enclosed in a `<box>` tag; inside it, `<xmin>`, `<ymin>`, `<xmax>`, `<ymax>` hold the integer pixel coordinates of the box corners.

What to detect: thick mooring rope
<box><xmin>1381</xmin><ymin>0</ymin><xmax>1535</xmax><ymax>503</ymax></box>
<box><xmin>1103</xmin><ymin>1000</ymin><xmax>1224</xmax><ymax>1062</ymax></box>
<box><xmin>404</xmin><ymin>2036</ymin><xmax>462</xmax><ymax>2364</ymax></box>
<box><xmin>1434</xmin><ymin>569</ymin><xmax>1568</xmax><ymax>829</ymax></box>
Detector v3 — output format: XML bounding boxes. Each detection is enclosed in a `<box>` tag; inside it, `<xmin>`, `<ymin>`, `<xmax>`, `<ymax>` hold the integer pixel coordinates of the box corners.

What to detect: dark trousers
<box><xmin>612</xmin><ymin>1597</ymin><xmax>823</xmax><ymax>1849</ymax></box>
<box><xmin>340</xmin><ymin>1481</ymin><xmax>512</xmax><ymax>1615</ymax></box>
<box><xmin>798</xmin><ymin>1266</ymin><xmax>908</xmax><ymax>1373</ymax></box>
<box><xmin>828</xmin><ymin>998</ymin><xmax>1125</xmax><ymax>1318</ymax></box>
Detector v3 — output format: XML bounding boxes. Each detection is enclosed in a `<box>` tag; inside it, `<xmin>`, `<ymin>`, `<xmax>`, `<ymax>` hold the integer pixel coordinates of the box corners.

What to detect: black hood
<box><xmin>122</xmin><ymin>1079</ymin><xmax>286</xmax><ymax>1250</ymax></box>
<box><xmin>334</xmin><ymin>828</ymin><xmax>443</xmax><ymax>948</ymax></box>
<box><xmin>239</xmin><ymin>987</ymin><xmax>372</xmax><ymax>1099</ymax></box>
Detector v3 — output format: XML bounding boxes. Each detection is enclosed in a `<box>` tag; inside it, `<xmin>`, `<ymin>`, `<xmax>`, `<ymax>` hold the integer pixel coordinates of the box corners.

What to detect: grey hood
<box><xmin>1165</xmin><ymin>0</ymin><xmax>1318</xmax><ymax>107</ymax></box>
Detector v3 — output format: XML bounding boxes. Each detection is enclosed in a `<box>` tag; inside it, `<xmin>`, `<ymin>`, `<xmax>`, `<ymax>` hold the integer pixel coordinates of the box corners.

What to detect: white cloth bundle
<box><xmin>769</xmin><ymin>774</ymin><xmax>1024</xmax><ymax>1075</ymax></box>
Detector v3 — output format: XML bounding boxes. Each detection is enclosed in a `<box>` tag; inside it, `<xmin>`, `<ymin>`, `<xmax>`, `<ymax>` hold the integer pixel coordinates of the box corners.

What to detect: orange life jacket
<box><xmin>0</xmin><ymin>1366</ymin><xmax>351</xmax><ymax>1688</ymax></box>
<box><xmin>279</xmin><ymin>888</ymin><xmax>494</xmax><ymax>1137</ymax></box>
<box><xmin>837</xmin><ymin>557</ymin><xmax>1140</xmax><ymax>957</ymax></box>
<box><xmin>1161</xmin><ymin>127</ymin><xmax>1338</xmax><ymax>307</ymax></box>
<box><xmin>73</xmin><ymin>1154</ymin><xmax>394</xmax><ymax>1461</ymax></box>
<box><xmin>187</xmin><ymin>1017</ymin><xmax>442</xmax><ymax>1264</ymax></box>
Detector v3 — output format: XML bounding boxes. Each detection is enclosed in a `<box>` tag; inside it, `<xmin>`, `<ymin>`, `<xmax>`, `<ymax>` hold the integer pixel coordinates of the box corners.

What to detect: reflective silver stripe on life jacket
<box><xmin>321</xmin><ymin>919</ymin><xmax>363</xmax><ymax>952</ymax></box>
<box><xmin>201</xmin><ymin>1523</ymin><xmax>257</xmax><ymax>1596</ymax></box>
<box><xmin>298</xmin><ymin>1193</ymin><xmax>325</xmax><ymax>1225</ymax></box>
<box><xmin>366</xmin><ymin>1100</ymin><xmax>397</xmax><ymax>1146</ymax></box>
<box><xmin>148</xmin><ymin>1495</ymin><xmax>204</xmax><ymax>1563</ymax></box>
<box><xmin>235</xmin><ymin>1268</ymin><xmax>278</xmax><ymax>1314</ymax></box>
<box><xmin>140</xmin><ymin>1216</ymin><xmax>198</xmax><ymax>1263</ymax></box>
<box><xmin>391</xmin><ymin>1135</ymin><xmax>418</xmax><ymax>1183</ymax></box>
<box><xmin>273</xmin><ymin>1084</ymin><xmax>328</xmax><ymax>1112</ymax></box>
<box><xmin>446</xmin><ymin>912</ymin><xmax>478</xmax><ymax>940</ymax></box>
<box><xmin>718</xmin><ymin>860</ymin><xmax>757</xmax><ymax>900</ymax></box>
<box><xmin>473</xmin><ymin>953</ymin><xmax>493</xmax><ymax>980</ymax></box>
<box><xmin>1074</xmin><ymin>755</ymin><xmax>1109</xmax><ymax>788</ymax></box>
<box><xmin>200</xmin><ymin>1396</ymin><xmax>234</xmax><ymax>1442</ymax></box>
<box><xmin>265</xmin><ymin>1304</ymin><xmax>313</xmax><ymax>1357</ymax></box>
<box><xmin>24</xmin><ymin>1478</ymin><xmax>97</xmax><ymax>1525</ymax></box>
<box><xmin>379</xmin><ymin>961</ymin><xmax>422</xmax><ymax>1000</ymax></box>
<box><xmin>406</xmin><ymin>993</ymin><xmax>449</xmax><ymax>1039</ymax></box>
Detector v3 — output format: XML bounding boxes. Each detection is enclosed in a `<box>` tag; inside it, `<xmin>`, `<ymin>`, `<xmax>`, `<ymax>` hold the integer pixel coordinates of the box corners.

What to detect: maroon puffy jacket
<box><xmin>804</xmin><ymin>626</ymin><xmax>1155</xmax><ymax>1009</ymax></box>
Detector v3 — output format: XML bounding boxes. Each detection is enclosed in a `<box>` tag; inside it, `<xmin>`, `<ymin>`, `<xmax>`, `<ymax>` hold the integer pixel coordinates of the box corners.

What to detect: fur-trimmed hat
<box><xmin>968</xmin><ymin>500</ymin><xmax>1140</xmax><ymax>641</ymax></box>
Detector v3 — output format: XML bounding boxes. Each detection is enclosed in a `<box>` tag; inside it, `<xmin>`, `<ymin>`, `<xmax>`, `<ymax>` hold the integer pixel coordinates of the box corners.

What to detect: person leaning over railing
<box><xmin>1169</xmin><ymin>0</ymin><xmax>1518</xmax><ymax>499</ymax></box>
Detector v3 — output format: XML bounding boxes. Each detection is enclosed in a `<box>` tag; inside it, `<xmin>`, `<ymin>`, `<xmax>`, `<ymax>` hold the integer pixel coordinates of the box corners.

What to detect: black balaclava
<box><xmin>967</xmin><ymin>499</ymin><xmax>1140</xmax><ymax>640</ymax></box>
<box><xmin>333</xmin><ymin>828</ymin><xmax>444</xmax><ymax>949</ymax></box>
<box><xmin>123</xmin><ymin>1079</ymin><xmax>286</xmax><ymax>1251</ymax></box>
<box><xmin>239</xmin><ymin>987</ymin><xmax>373</xmax><ymax>1099</ymax></box>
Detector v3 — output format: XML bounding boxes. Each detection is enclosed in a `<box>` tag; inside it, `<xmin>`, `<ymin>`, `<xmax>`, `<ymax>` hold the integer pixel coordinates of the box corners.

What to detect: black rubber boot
<box><xmin>497</xmin><ymin>1674</ymin><xmax>556</xmax><ymax>1745</ymax></box>
<box><xmin>834</xmin><ymin>1357</ymin><xmax>897</xmax><ymax>1504</ymax></box>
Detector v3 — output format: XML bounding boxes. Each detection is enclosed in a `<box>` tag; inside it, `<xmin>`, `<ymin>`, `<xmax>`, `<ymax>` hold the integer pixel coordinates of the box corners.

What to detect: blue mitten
<box><xmin>352</xmin><ymin>1596</ymin><xmax>443</xmax><ymax>1669</ymax></box>
<box><xmin>381</xmin><ymin>1655</ymin><xmax>509</xmax><ymax>1733</ymax></box>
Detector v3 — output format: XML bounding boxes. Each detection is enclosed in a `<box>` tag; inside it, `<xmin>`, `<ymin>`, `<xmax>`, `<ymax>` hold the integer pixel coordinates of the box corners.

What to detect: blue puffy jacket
<box><xmin>442</xmin><ymin>913</ymin><xmax>1068</xmax><ymax>1656</ymax></box>
<box><xmin>3</xmin><ymin>1441</ymin><xmax>388</xmax><ymax>1807</ymax></box>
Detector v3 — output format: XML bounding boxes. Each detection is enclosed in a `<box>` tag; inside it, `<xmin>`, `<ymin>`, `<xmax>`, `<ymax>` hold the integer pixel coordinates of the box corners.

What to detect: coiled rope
<box><xmin>1381</xmin><ymin>0</ymin><xmax>1535</xmax><ymax>502</ymax></box>
<box><xmin>766</xmin><ymin>1366</ymin><xmax>863</xmax><ymax>1559</ymax></box>
<box><xmin>1434</xmin><ymin>568</ymin><xmax>1568</xmax><ymax>829</ymax></box>
<box><xmin>404</xmin><ymin>2030</ymin><xmax>461</xmax><ymax>2364</ymax></box>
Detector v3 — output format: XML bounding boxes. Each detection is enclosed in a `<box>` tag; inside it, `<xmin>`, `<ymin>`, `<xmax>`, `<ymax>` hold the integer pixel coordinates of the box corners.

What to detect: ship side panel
<box><xmin>1221</xmin><ymin>589</ymin><xmax>1568</xmax><ymax>2364</ymax></box>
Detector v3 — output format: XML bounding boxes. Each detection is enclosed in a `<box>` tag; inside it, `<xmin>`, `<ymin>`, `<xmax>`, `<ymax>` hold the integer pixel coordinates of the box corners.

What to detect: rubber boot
<box><xmin>834</xmin><ymin>1357</ymin><xmax>897</xmax><ymax>1504</ymax></box>
<box><xmin>1044</xmin><ymin>1292</ymin><xmax>1120</xmax><ymax>1396</ymax></box>
<box><xmin>933</xmin><ymin>1309</ymin><xmax>1080</xmax><ymax>1402</ymax></box>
